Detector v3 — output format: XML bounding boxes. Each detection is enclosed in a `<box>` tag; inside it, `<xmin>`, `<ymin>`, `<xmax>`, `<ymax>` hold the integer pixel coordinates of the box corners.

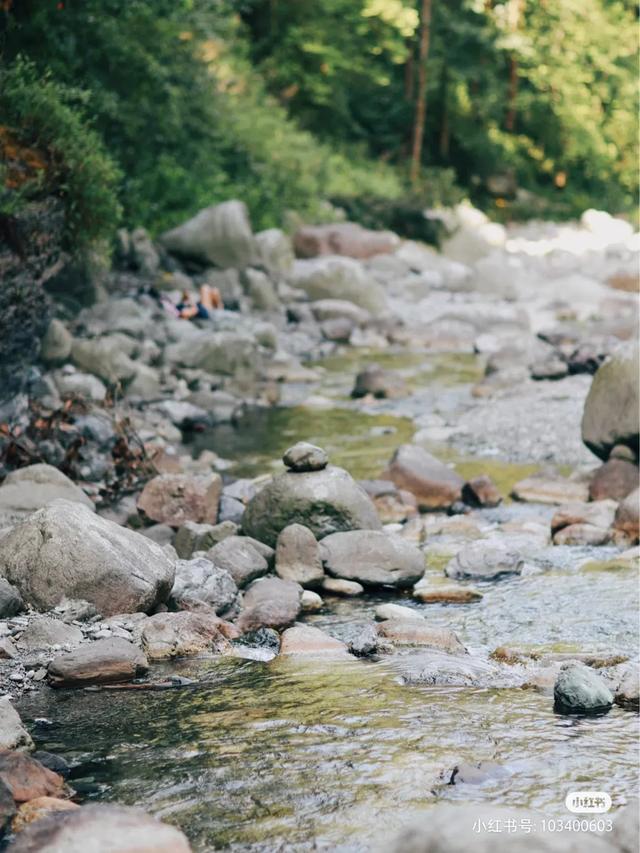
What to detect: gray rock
<box><xmin>321</xmin><ymin>577</ymin><xmax>364</xmax><ymax>596</ymax></box>
<box><xmin>236</xmin><ymin>577</ymin><xmax>302</xmax><ymax>632</ymax></box>
<box><xmin>0</xmin><ymin>500</ymin><xmax>175</xmax><ymax>616</ymax></box>
<box><xmin>218</xmin><ymin>495</ymin><xmax>245</xmax><ymax>525</ymax></box>
<box><xmin>611</xmin><ymin>801</ymin><xmax>640</xmax><ymax>853</ymax></box>
<box><xmin>614</xmin><ymin>664</ymin><xmax>639</xmax><ymax>711</ymax></box>
<box><xmin>137</xmin><ymin>473</ymin><xmax>222</xmax><ymax>527</ymax></box>
<box><xmin>206</xmin><ymin>536</ymin><xmax>269</xmax><ymax>587</ymax></box>
<box><xmin>47</xmin><ymin>638</ymin><xmax>149</xmax><ymax>688</ymax></box>
<box><xmin>161</xmin><ymin>199</ymin><xmax>254</xmax><ymax>268</ymax></box>
<box><xmin>40</xmin><ymin>320</ymin><xmax>72</xmax><ymax>364</ymax></box>
<box><xmin>242</xmin><ymin>465</ymin><xmax>381</xmax><ymax>547</ymax></box>
<box><xmin>320</xmin><ymin>530</ymin><xmax>424</xmax><ymax>588</ymax></box>
<box><xmin>582</xmin><ymin>342</ymin><xmax>639</xmax><ymax>461</ymax></box>
<box><xmin>554</xmin><ymin>662</ymin><xmax>614</xmax><ymax>714</ymax></box>
<box><xmin>342</xmin><ymin>621</ymin><xmax>379</xmax><ymax>657</ymax></box>
<box><xmin>375</xmin><ymin>603</ymin><xmax>424</xmax><ymax>622</ymax></box>
<box><xmin>310</xmin><ymin>299</ymin><xmax>370</xmax><ymax>327</ymax></box>
<box><xmin>71</xmin><ymin>335</ymin><xmax>138</xmax><ymax>384</ymax></box>
<box><xmin>52</xmin><ymin>368</ymin><xmax>107</xmax><ymax>401</ymax></box>
<box><xmin>174</xmin><ymin>521</ymin><xmax>236</xmax><ymax>559</ymax></box>
<box><xmin>386</xmin><ymin>445</ymin><xmax>464</xmax><ymax>510</ymax></box>
<box><xmin>0</xmin><ymin>464</ymin><xmax>94</xmax><ymax>524</ymax></box>
<box><xmin>288</xmin><ymin>256</ymin><xmax>387</xmax><ymax>316</ymax></box>
<box><xmin>0</xmin><ymin>578</ymin><xmax>23</xmax><ymax>618</ymax></box>
<box><xmin>352</xmin><ymin>364</ymin><xmax>406</xmax><ymax>399</ymax></box>
<box><xmin>275</xmin><ymin>524</ymin><xmax>324</xmax><ymax>587</ymax></box>
<box><xmin>141</xmin><ymin>611</ymin><xmax>228</xmax><ymax>660</ymax></box>
<box><xmin>254</xmin><ymin>228</ymin><xmax>294</xmax><ymax>276</ymax></box>
<box><xmin>154</xmin><ymin>400</ymin><xmax>208</xmax><ymax>428</ymax></box>
<box><xmin>282</xmin><ymin>442</ymin><xmax>328</xmax><ymax>472</ymax></box>
<box><xmin>445</xmin><ymin>539</ymin><xmax>524</xmax><ymax>581</ymax></box>
<box><xmin>0</xmin><ymin>697</ymin><xmax>34</xmax><ymax>751</ymax></box>
<box><xmin>17</xmin><ymin>617</ymin><xmax>83</xmax><ymax>650</ymax></box>
<box><xmin>165</xmin><ymin>330</ymin><xmax>258</xmax><ymax>377</ymax></box>
<box><xmin>242</xmin><ymin>268</ymin><xmax>280</xmax><ymax>312</ymax></box>
<box><xmin>170</xmin><ymin>557</ymin><xmax>238</xmax><ymax>614</ymax></box>
<box><xmin>6</xmin><ymin>803</ymin><xmax>192</xmax><ymax>852</ymax></box>
<box><xmin>130</xmin><ymin>226</ymin><xmax>160</xmax><ymax>275</ymax></box>
<box><xmin>139</xmin><ymin>524</ymin><xmax>175</xmax><ymax>548</ymax></box>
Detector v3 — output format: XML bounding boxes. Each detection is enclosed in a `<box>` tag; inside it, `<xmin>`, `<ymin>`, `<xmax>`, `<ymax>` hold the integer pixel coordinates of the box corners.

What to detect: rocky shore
<box><xmin>0</xmin><ymin>200</ymin><xmax>638</xmax><ymax>851</ymax></box>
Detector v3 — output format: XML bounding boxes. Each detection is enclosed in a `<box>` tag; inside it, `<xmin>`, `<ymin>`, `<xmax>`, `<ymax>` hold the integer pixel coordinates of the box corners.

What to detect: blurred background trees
<box><xmin>1</xmin><ymin>0</ymin><xmax>637</xmax><ymax>245</ymax></box>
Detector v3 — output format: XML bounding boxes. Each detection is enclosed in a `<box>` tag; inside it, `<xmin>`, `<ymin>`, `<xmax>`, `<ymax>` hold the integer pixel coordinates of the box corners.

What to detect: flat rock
<box><xmin>282</xmin><ymin>442</ymin><xmax>328</xmax><ymax>472</ymax></box>
<box><xmin>0</xmin><ymin>752</ymin><xmax>65</xmax><ymax>803</ymax></box>
<box><xmin>137</xmin><ymin>473</ymin><xmax>222</xmax><ymax>526</ymax></box>
<box><xmin>293</xmin><ymin>222</ymin><xmax>398</xmax><ymax>260</ymax></box>
<box><xmin>321</xmin><ymin>577</ymin><xmax>364</xmax><ymax>596</ymax></box>
<box><xmin>0</xmin><ymin>465</ymin><xmax>93</xmax><ymax>524</ymax></box>
<box><xmin>413</xmin><ymin>585</ymin><xmax>483</xmax><ymax>604</ymax></box>
<box><xmin>0</xmin><ymin>501</ymin><xmax>175</xmax><ymax>616</ymax></box>
<box><xmin>206</xmin><ymin>536</ymin><xmax>269</xmax><ymax>587</ymax></box>
<box><xmin>141</xmin><ymin>612</ymin><xmax>229</xmax><ymax>660</ymax></box>
<box><xmin>385</xmin><ymin>445</ymin><xmax>463</xmax><ymax>510</ymax></box>
<box><xmin>242</xmin><ymin>465</ymin><xmax>381</xmax><ymax>547</ymax></box>
<box><xmin>0</xmin><ymin>698</ymin><xmax>33</xmax><ymax>751</ymax></box>
<box><xmin>17</xmin><ymin>618</ymin><xmax>83</xmax><ymax>651</ymax></box>
<box><xmin>47</xmin><ymin>639</ymin><xmax>149</xmax><ymax>688</ymax></box>
<box><xmin>553</xmin><ymin>662</ymin><xmax>614</xmax><ymax>715</ymax></box>
<box><xmin>288</xmin><ymin>256</ymin><xmax>387</xmax><ymax>316</ymax></box>
<box><xmin>375</xmin><ymin>603</ymin><xmax>424</xmax><ymax>622</ymax></box>
<box><xmin>236</xmin><ymin>577</ymin><xmax>302</xmax><ymax>632</ymax></box>
<box><xmin>445</xmin><ymin>540</ymin><xmax>523</xmax><ymax>581</ymax></box>
<box><xmin>170</xmin><ymin>557</ymin><xmax>238</xmax><ymax>614</ymax></box>
<box><xmin>551</xmin><ymin>500</ymin><xmax>618</xmax><ymax>534</ymax></box>
<box><xmin>378</xmin><ymin>620</ymin><xmax>465</xmax><ymax>653</ymax></box>
<box><xmin>279</xmin><ymin>625</ymin><xmax>350</xmax><ymax>657</ymax></box>
<box><xmin>511</xmin><ymin>472</ymin><xmax>589</xmax><ymax>504</ymax></box>
<box><xmin>275</xmin><ymin>524</ymin><xmax>324</xmax><ymax>587</ymax></box>
<box><xmin>6</xmin><ymin>803</ymin><xmax>192</xmax><ymax>852</ymax></box>
<box><xmin>174</xmin><ymin>521</ymin><xmax>236</xmax><ymax>559</ymax></box>
<box><xmin>320</xmin><ymin>530</ymin><xmax>424</xmax><ymax>588</ymax></box>
<box><xmin>552</xmin><ymin>523</ymin><xmax>611</xmax><ymax>546</ymax></box>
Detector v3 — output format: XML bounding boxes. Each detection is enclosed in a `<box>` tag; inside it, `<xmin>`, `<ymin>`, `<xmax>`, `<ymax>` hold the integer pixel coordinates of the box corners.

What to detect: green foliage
<box><xmin>0</xmin><ymin>57</ymin><xmax>121</xmax><ymax>246</ymax></box>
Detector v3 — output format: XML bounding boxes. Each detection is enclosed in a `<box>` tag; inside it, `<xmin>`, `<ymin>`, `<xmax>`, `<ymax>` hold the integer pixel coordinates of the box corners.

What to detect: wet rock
<box><xmin>320</xmin><ymin>530</ymin><xmax>424</xmax><ymax>588</ymax></box>
<box><xmin>154</xmin><ymin>400</ymin><xmax>208</xmax><ymax>428</ymax></box>
<box><xmin>170</xmin><ymin>557</ymin><xmax>238</xmax><ymax>615</ymax></box>
<box><xmin>279</xmin><ymin>625</ymin><xmax>350</xmax><ymax>657</ymax></box>
<box><xmin>161</xmin><ymin>199</ymin><xmax>254</xmax><ymax>268</ymax></box>
<box><xmin>236</xmin><ymin>577</ymin><xmax>302</xmax><ymax>632</ymax></box>
<box><xmin>206</xmin><ymin>536</ymin><xmax>269</xmax><ymax>588</ymax></box>
<box><xmin>17</xmin><ymin>618</ymin><xmax>83</xmax><ymax>651</ymax></box>
<box><xmin>0</xmin><ymin>752</ymin><xmax>65</xmax><ymax>803</ymax></box>
<box><xmin>141</xmin><ymin>612</ymin><xmax>229</xmax><ymax>660</ymax></box>
<box><xmin>0</xmin><ymin>777</ymin><xmax>15</xmax><ymax>835</ymax></box>
<box><xmin>174</xmin><ymin>520</ymin><xmax>236</xmax><ymax>559</ymax></box>
<box><xmin>321</xmin><ymin>577</ymin><xmax>363</xmax><ymax>597</ymax></box>
<box><xmin>378</xmin><ymin>620</ymin><xmax>465</xmax><ymax>653</ymax></box>
<box><xmin>351</xmin><ymin>364</ymin><xmax>406</xmax><ymax>400</ymax></box>
<box><xmin>300</xmin><ymin>590</ymin><xmax>323</xmax><ymax>611</ymax></box>
<box><xmin>288</xmin><ymin>256</ymin><xmax>387</xmax><ymax>316</ymax></box>
<box><xmin>385</xmin><ymin>445</ymin><xmax>464</xmax><ymax>510</ymax></box>
<box><xmin>511</xmin><ymin>472</ymin><xmax>589</xmax><ymax>504</ymax></box>
<box><xmin>553</xmin><ymin>662</ymin><xmax>613</xmax><ymax>715</ymax></box>
<box><xmin>413</xmin><ymin>584</ymin><xmax>483</xmax><ymax>604</ymax></box>
<box><xmin>443</xmin><ymin>760</ymin><xmax>510</xmax><ymax>786</ymax></box>
<box><xmin>614</xmin><ymin>664</ymin><xmax>639</xmax><ymax>711</ymax></box>
<box><xmin>30</xmin><ymin>754</ymin><xmax>69</xmax><ymax>779</ymax></box>
<box><xmin>582</xmin><ymin>342</ymin><xmax>639</xmax><ymax>461</ymax></box>
<box><xmin>40</xmin><ymin>320</ymin><xmax>72</xmax><ymax>365</ymax></box>
<box><xmin>375</xmin><ymin>603</ymin><xmax>424</xmax><ymax>622</ymax></box>
<box><xmin>445</xmin><ymin>540</ymin><xmax>523</xmax><ymax>581</ymax></box>
<box><xmin>0</xmin><ymin>699</ymin><xmax>33</xmax><ymax>751</ymax></box>
<box><xmin>461</xmin><ymin>475</ymin><xmax>502</xmax><ymax>508</ymax></box>
<box><xmin>282</xmin><ymin>442</ymin><xmax>328</xmax><ymax>472</ymax></box>
<box><xmin>242</xmin><ymin>465</ymin><xmax>381</xmax><ymax>547</ymax></box>
<box><xmin>0</xmin><ymin>464</ymin><xmax>94</xmax><ymax>524</ymax></box>
<box><xmin>234</xmin><ymin>627</ymin><xmax>281</xmax><ymax>656</ymax></box>
<box><xmin>12</xmin><ymin>797</ymin><xmax>79</xmax><ymax>834</ymax></box>
<box><xmin>293</xmin><ymin>222</ymin><xmax>398</xmax><ymax>260</ymax></box>
<box><xmin>137</xmin><ymin>473</ymin><xmax>222</xmax><ymax>527</ymax></box>
<box><xmin>48</xmin><ymin>639</ymin><xmax>149</xmax><ymax>688</ymax></box>
<box><xmin>0</xmin><ymin>501</ymin><xmax>175</xmax><ymax>616</ymax></box>
<box><xmin>6</xmin><ymin>802</ymin><xmax>192</xmax><ymax>852</ymax></box>
<box><xmin>614</xmin><ymin>488</ymin><xmax>639</xmax><ymax>543</ymax></box>
<box><xmin>0</xmin><ymin>580</ymin><xmax>24</xmax><ymax>619</ymax></box>
<box><xmin>530</xmin><ymin>357</ymin><xmax>569</xmax><ymax>381</ymax></box>
<box><xmin>341</xmin><ymin>622</ymin><xmax>379</xmax><ymax>657</ymax></box>
<box><xmin>589</xmin><ymin>458</ymin><xmax>638</xmax><ymax>501</ymax></box>
<box><xmin>275</xmin><ymin>524</ymin><xmax>324</xmax><ymax>588</ymax></box>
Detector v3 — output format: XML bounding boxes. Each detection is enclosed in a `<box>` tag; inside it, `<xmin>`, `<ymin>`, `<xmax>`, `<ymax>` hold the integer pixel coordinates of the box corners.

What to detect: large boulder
<box><xmin>242</xmin><ymin>465</ymin><xmax>381</xmax><ymax>547</ymax></box>
<box><xmin>293</xmin><ymin>222</ymin><xmax>399</xmax><ymax>260</ymax></box>
<box><xmin>582</xmin><ymin>343</ymin><xmax>639</xmax><ymax>461</ymax></box>
<box><xmin>0</xmin><ymin>500</ymin><xmax>175</xmax><ymax>616</ymax></box>
<box><xmin>47</xmin><ymin>639</ymin><xmax>149</xmax><ymax>688</ymax></box>
<box><xmin>445</xmin><ymin>540</ymin><xmax>524</xmax><ymax>581</ymax></box>
<box><xmin>71</xmin><ymin>336</ymin><xmax>138</xmax><ymax>385</ymax></box>
<box><xmin>254</xmin><ymin>228</ymin><xmax>294</xmax><ymax>277</ymax></box>
<box><xmin>554</xmin><ymin>662</ymin><xmax>613</xmax><ymax>715</ymax></box>
<box><xmin>288</xmin><ymin>257</ymin><xmax>387</xmax><ymax>316</ymax></box>
<box><xmin>0</xmin><ymin>465</ymin><xmax>94</xmax><ymax>526</ymax></box>
<box><xmin>279</xmin><ymin>625</ymin><xmax>350</xmax><ymax>657</ymax></box>
<box><xmin>6</xmin><ymin>803</ymin><xmax>192</xmax><ymax>852</ymax></box>
<box><xmin>169</xmin><ymin>557</ymin><xmax>238</xmax><ymax>614</ymax></box>
<box><xmin>385</xmin><ymin>445</ymin><xmax>464</xmax><ymax>510</ymax></box>
<box><xmin>160</xmin><ymin>199</ymin><xmax>254</xmax><ymax>269</ymax></box>
<box><xmin>137</xmin><ymin>473</ymin><xmax>221</xmax><ymax>527</ymax></box>
<box><xmin>205</xmin><ymin>536</ymin><xmax>270</xmax><ymax>587</ymax></box>
<box><xmin>320</xmin><ymin>530</ymin><xmax>424</xmax><ymax>588</ymax></box>
<box><xmin>236</xmin><ymin>577</ymin><xmax>302</xmax><ymax>633</ymax></box>
<box><xmin>165</xmin><ymin>331</ymin><xmax>258</xmax><ymax>377</ymax></box>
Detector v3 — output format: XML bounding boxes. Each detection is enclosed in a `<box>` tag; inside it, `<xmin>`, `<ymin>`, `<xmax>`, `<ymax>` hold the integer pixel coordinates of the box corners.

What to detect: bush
<box><xmin>0</xmin><ymin>58</ymin><xmax>121</xmax><ymax>247</ymax></box>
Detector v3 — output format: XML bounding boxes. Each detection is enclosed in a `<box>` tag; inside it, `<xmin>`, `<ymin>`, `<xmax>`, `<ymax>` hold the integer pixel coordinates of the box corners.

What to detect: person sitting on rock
<box><xmin>177</xmin><ymin>284</ymin><xmax>223</xmax><ymax>320</ymax></box>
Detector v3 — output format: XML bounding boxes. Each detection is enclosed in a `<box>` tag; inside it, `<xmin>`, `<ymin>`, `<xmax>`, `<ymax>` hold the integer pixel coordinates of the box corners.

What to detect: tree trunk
<box><xmin>439</xmin><ymin>66</ymin><xmax>449</xmax><ymax>159</ymax></box>
<box><xmin>505</xmin><ymin>0</ymin><xmax>522</xmax><ymax>131</ymax></box>
<box><xmin>410</xmin><ymin>0</ymin><xmax>433</xmax><ymax>186</ymax></box>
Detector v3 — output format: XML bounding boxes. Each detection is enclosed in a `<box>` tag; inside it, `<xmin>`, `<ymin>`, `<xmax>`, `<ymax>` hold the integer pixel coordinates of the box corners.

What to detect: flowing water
<box><xmin>16</xmin><ymin>345</ymin><xmax>640</xmax><ymax>851</ymax></box>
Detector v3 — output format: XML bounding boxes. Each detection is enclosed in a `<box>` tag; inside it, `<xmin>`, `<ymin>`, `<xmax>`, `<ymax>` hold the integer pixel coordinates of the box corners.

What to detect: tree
<box><xmin>410</xmin><ymin>0</ymin><xmax>433</xmax><ymax>185</ymax></box>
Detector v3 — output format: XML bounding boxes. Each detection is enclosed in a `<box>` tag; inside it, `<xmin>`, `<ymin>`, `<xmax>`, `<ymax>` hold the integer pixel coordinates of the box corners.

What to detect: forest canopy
<box><xmin>0</xmin><ymin>0</ymin><xmax>637</xmax><ymax>244</ymax></box>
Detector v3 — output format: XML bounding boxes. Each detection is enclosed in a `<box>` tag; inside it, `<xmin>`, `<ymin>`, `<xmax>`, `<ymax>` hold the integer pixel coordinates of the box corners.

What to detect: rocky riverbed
<box><xmin>0</xmin><ymin>202</ymin><xmax>638</xmax><ymax>851</ymax></box>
